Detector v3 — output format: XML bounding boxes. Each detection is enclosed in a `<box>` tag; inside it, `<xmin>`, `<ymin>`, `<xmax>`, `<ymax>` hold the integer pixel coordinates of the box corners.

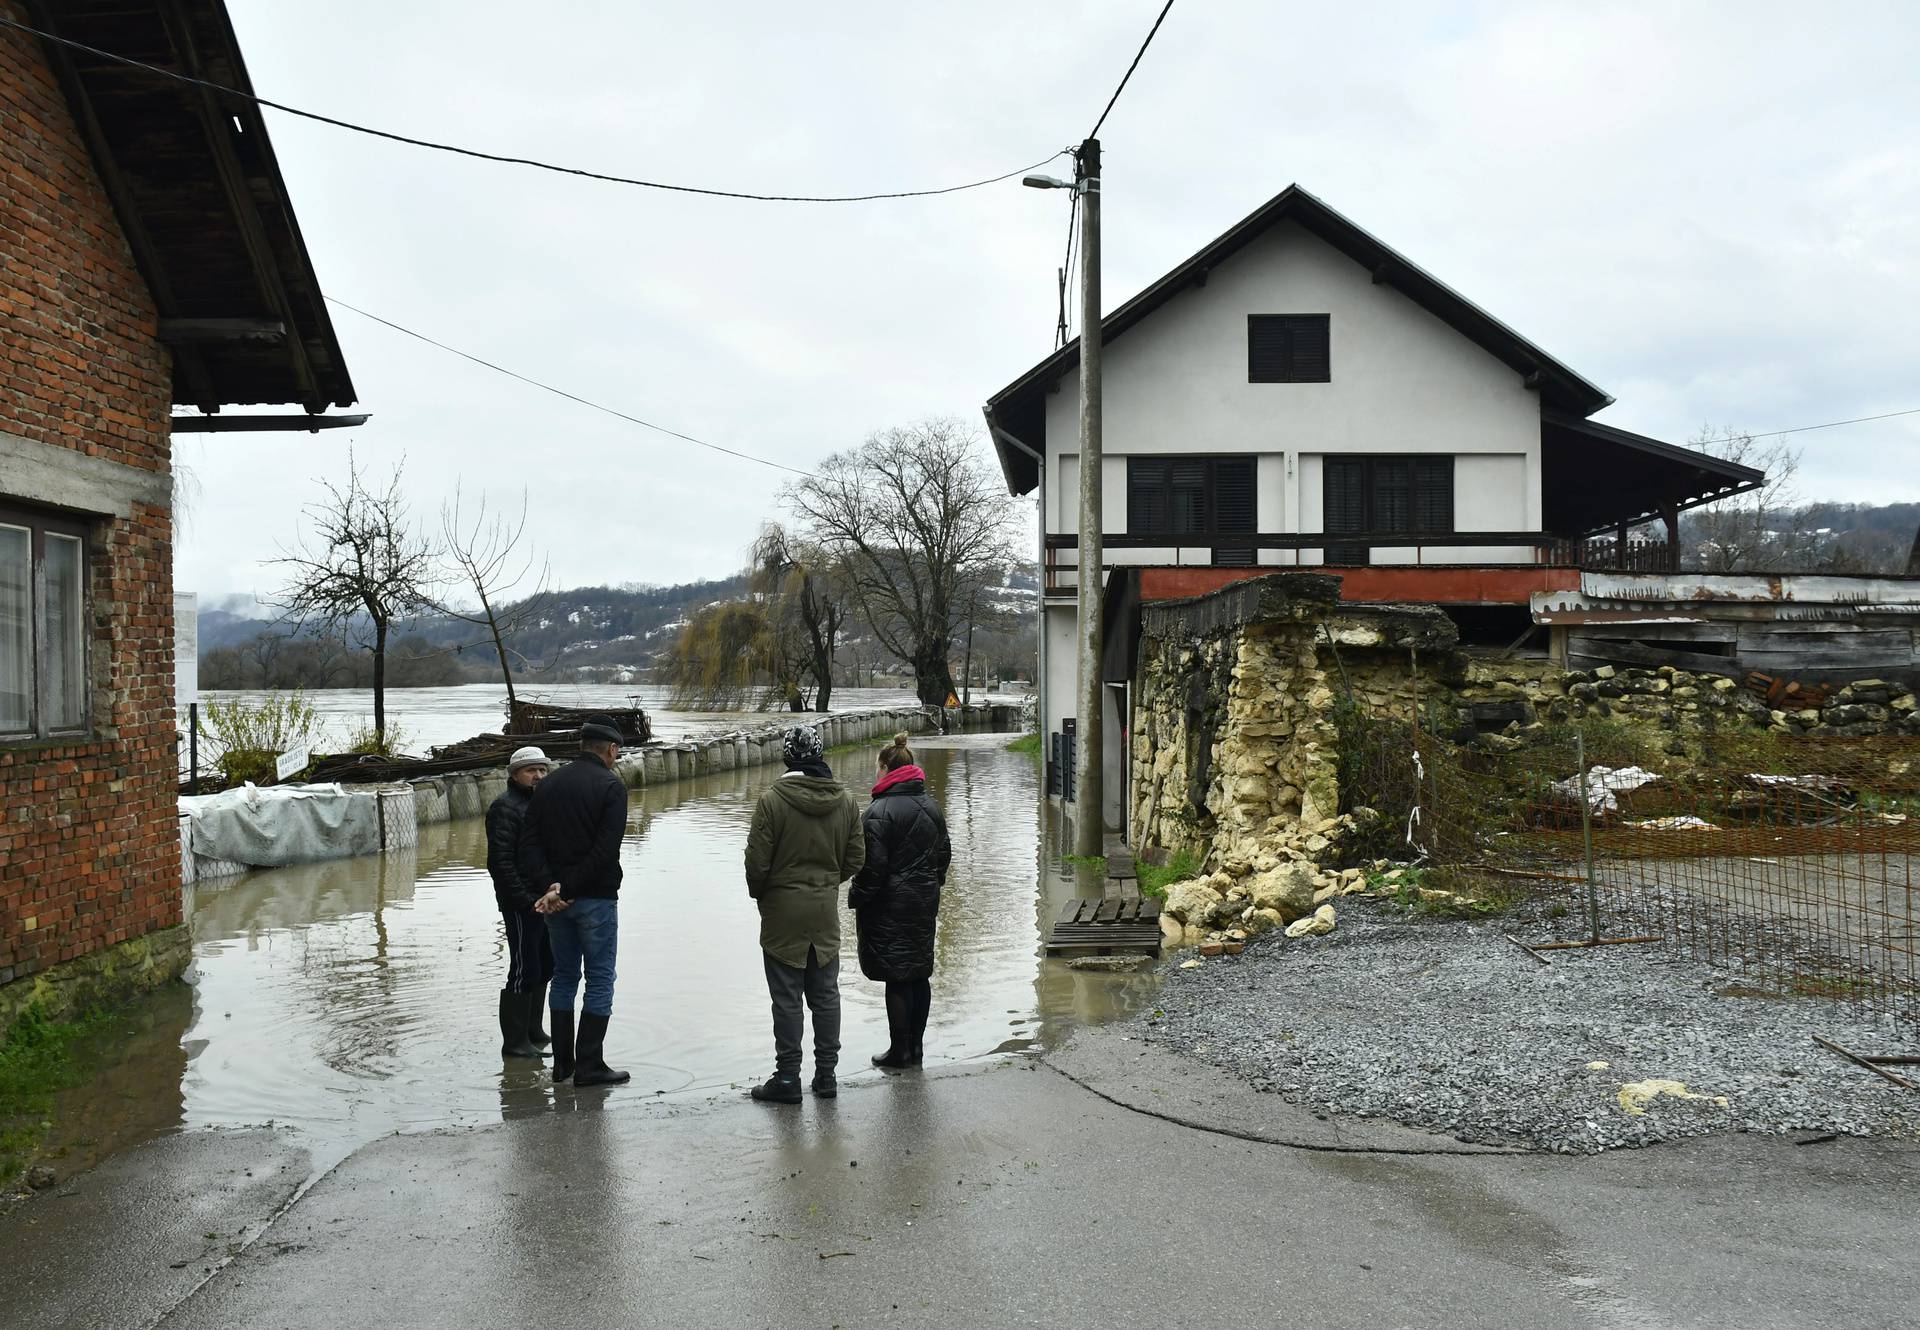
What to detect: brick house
<box><xmin>1</xmin><ymin>0</ymin><xmax>356</xmax><ymax>1021</ymax></box>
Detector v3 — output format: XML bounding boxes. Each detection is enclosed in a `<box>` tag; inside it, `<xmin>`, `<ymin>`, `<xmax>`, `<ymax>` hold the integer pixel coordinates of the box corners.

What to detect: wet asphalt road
<box><xmin>6</xmin><ymin>1049</ymin><xmax>1915</xmax><ymax>1330</ymax></box>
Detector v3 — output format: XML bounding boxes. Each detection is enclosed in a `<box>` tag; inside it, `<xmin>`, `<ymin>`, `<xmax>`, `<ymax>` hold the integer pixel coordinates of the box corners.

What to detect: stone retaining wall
<box><xmin>183</xmin><ymin>705</ymin><xmax>1018</xmax><ymax>883</ymax></box>
<box><xmin>1132</xmin><ymin>573</ymin><xmax>1920</xmax><ymax>872</ymax></box>
<box><xmin>1132</xmin><ymin>575</ymin><xmax>1456</xmax><ymax>867</ymax></box>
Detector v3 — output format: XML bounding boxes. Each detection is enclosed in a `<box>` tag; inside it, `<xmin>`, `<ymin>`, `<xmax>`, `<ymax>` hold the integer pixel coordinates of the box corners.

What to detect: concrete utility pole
<box><xmin>1072</xmin><ymin>137</ymin><xmax>1104</xmax><ymax>857</ymax></box>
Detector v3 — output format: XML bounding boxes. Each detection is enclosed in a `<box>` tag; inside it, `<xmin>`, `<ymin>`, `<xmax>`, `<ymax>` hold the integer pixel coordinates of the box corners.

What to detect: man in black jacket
<box><xmin>485</xmin><ymin>745</ymin><xmax>555</xmax><ymax>1059</ymax></box>
<box><xmin>521</xmin><ymin>716</ymin><xmax>631</xmax><ymax>1088</ymax></box>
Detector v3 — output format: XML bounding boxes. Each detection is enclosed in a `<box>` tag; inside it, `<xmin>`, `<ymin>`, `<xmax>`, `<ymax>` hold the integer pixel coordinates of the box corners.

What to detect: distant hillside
<box><xmin>199</xmin><ymin>574</ymin><xmax>752</xmax><ymax>688</ymax></box>
<box><xmin>417</xmin><ymin>576</ymin><xmax>753</xmax><ymax>679</ymax></box>
<box><xmin>1681</xmin><ymin>500</ymin><xmax>1919</xmax><ymax>573</ymax></box>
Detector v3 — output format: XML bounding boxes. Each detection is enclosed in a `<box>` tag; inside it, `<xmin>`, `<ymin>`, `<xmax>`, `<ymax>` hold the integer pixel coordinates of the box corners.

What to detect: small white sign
<box><xmin>175</xmin><ymin>592</ymin><xmax>199</xmax><ymax>706</ymax></box>
<box><xmin>275</xmin><ymin>744</ymin><xmax>310</xmax><ymax>782</ymax></box>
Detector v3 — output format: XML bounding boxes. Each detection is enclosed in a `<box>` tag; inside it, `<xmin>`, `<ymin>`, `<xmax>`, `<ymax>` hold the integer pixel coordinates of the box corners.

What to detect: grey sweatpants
<box><xmin>763</xmin><ymin>946</ymin><xmax>840</xmax><ymax>1078</ymax></box>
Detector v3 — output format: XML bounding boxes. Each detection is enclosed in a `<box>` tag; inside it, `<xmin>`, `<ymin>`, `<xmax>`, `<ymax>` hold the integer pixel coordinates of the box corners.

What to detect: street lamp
<box><xmin>1022</xmin><ymin>174</ymin><xmax>1075</xmax><ymax>191</ymax></box>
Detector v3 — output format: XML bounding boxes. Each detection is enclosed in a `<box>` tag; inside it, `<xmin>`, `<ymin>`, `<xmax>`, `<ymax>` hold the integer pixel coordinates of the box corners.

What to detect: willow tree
<box><xmin>664</xmin><ymin>599</ymin><xmax>773</xmax><ymax>711</ymax></box>
<box><xmin>751</xmin><ymin>523</ymin><xmax>848</xmax><ymax>713</ymax></box>
<box><xmin>784</xmin><ymin>419</ymin><xmax>1015</xmax><ymax>706</ymax></box>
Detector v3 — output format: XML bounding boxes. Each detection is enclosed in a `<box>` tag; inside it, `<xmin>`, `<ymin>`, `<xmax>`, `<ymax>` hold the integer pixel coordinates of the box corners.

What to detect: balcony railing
<box><xmin>1040</xmin><ymin>531</ymin><xmax>1676</xmax><ymax>593</ymax></box>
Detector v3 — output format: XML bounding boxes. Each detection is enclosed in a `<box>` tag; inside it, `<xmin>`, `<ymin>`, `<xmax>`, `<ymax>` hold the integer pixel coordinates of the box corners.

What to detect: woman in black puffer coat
<box><xmin>850</xmin><ymin>733</ymin><xmax>951</xmax><ymax>1069</ymax></box>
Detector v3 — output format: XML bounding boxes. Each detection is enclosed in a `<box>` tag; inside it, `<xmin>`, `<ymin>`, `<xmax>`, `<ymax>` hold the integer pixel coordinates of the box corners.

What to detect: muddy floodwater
<box><xmin>71</xmin><ymin>734</ymin><xmax>1154</xmax><ymax>1172</ymax></box>
<box><xmin>191</xmin><ymin>683</ymin><xmax>1029</xmax><ymax>758</ymax></box>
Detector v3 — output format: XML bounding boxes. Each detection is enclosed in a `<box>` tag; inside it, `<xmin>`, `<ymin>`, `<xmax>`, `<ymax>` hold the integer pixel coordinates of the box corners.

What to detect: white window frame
<box><xmin>0</xmin><ymin>503</ymin><xmax>93</xmax><ymax>744</ymax></box>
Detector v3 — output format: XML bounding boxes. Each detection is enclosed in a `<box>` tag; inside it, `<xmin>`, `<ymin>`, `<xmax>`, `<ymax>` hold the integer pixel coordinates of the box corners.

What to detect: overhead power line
<box><xmin>1734</xmin><ymin>407</ymin><xmax>1920</xmax><ymax>442</ymax></box>
<box><xmin>0</xmin><ymin>15</ymin><xmax>1067</xmax><ymax>204</ymax></box>
<box><xmin>1090</xmin><ymin>0</ymin><xmax>1177</xmax><ymax>139</ymax></box>
<box><xmin>325</xmin><ymin>298</ymin><xmax>813</xmax><ymax>477</ymax></box>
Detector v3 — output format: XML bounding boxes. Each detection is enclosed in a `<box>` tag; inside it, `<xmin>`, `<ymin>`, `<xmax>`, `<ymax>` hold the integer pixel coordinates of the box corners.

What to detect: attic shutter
<box><xmin>1324</xmin><ymin>457</ymin><xmax>1366</xmax><ymax>566</ymax></box>
<box><xmin>1412</xmin><ymin>456</ymin><xmax>1454</xmax><ymax>534</ymax></box>
<box><xmin>1213</xmin><ymin>457</ymin><xmax>1257</xmax><ymax>565</ymax></box>
<box><xmin>1248</xmin><ymin>314</ymin><xmax>1331</xmax><ymax>383</ymax></box>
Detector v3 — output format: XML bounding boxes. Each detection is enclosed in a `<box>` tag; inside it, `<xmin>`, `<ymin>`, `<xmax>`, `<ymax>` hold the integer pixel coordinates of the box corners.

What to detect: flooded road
<box><xmin>193</xmin><ymin>683</ymin><xmax>1028</xmax><ymax>757</ymax></box>
<box><xmin>92</xmin><ymin>734</ymin><xmax>1154</xmax><ymax>1170</ymax></box>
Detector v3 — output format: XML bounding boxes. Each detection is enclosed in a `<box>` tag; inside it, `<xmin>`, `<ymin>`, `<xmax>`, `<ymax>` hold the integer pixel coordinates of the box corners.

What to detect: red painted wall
<box><xmin>1138</xmin><ymin>565</ymin><xmax>1580</xmax><ymax>604</ymax></box>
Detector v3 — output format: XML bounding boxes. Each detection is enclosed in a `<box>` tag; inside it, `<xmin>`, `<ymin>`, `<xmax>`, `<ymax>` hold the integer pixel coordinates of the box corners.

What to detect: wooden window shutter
<box><xmin>1372</xmin><ymin>458</ymin><xmax>1413</xmax><ymax>533</ymax></box>
<box><xmin>1213</xmin><ymin>457</ymin><xmax>1257</xmax><ymax>566</ymax></box>
<box><xmin>1213</xmin><ymin>458</ymin><xmax>1256</xmax><ymax>532</ymax></box>
<box><xmin>1248</xmin><ymin>314</ymin><xmax>1330</xmax><ymax>383</ymax></box>
<box><xmin>1127</xmin><ymin>459</ymin><xmax>1170</xmax><ymax>534</ymax></box>
<box><xmin>1323</xmin><ymin>457</ymin><xmax>1366</xmax><ymax>566</ymax></box>
<box><xmin>1413</xmin><ymin>456</ymin><xmax>1454</xmax><ymax>534</ymax></box>
<box><xmin>1168</xmin><ymin>459</ymin><xmax>1208</xmax><ymax>534</ymax></box>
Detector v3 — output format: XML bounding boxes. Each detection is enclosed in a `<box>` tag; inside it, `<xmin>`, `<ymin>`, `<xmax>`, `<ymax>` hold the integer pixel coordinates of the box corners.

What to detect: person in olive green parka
<box><xmin>743</xmin><ymin>724</ymin><xmax>864</xmax><ymax>1104</ymax></box>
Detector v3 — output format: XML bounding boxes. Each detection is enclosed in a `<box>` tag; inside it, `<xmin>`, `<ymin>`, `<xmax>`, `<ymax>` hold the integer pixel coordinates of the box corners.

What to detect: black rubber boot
<box><xmin>909</xmin><ymin>980</ymin><xmax>931</xmax><ymax>1066</ymax></box>
<box><xmin>751</xmin><ymin>1074</ymin><xmax>802</xmax><ymax>1104</ymax></box>
<box><xmin>572</xmin><ymin>1013</ymin><xmax>631</xmax><ymax>1088</ymax></box>
<box><xmin>873</xmin><ymin>983</ymin><xmax>912</xmax><ymax>1068</ymax></box>
<box><xmin>550</xmin><ymin>1008</ymin><xmax>576</xmax><ymax>1083</ymax></box>
<box><xmin>525</xmin><ymin>984</ymin><xmax>552</xmax><ymax>1051</ymax></box>
<box><xmin>499</xmin><ymin>990</ymin><xmax>542</xmax><ymax>1059</ymax></box>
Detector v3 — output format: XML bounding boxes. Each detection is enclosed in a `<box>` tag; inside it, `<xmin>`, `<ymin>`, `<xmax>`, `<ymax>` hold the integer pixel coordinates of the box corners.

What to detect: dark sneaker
<box><xmin>811</xmin><ymin>1072</ymin><xmax>838</xmax><ymax>1099</ymax></box>
<box><xmin>751</xmin><ymin>1075</ymin><xmax>802</xmax><ymax>1105</ymax></box>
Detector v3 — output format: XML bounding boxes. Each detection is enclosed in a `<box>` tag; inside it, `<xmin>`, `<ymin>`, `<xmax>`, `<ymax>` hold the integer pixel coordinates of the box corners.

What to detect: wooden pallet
<box><xmin>1045</xmin><ymin>897</ymin><xmax>1163</xmax><ymax>955</ymax></box>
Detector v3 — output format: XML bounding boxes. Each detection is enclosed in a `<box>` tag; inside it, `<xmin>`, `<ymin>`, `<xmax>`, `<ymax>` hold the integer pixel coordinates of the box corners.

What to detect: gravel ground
<box><xmin>1134</xmin><ymin>896</ymin><xmax>1920</xmax><ymax>1154</ymax></box>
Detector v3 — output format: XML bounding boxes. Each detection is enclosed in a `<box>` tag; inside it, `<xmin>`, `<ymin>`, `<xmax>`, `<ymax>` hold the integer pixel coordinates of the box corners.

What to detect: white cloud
<box><xmin>173</xmin><ymin>0</ymin><xmax>1920</xmax><ymax>597</ymax></box>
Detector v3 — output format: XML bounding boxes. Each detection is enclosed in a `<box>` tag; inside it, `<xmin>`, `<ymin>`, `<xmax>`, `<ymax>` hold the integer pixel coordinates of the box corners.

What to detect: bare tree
<box><xmin>952</xmin><ymin>566</ymin><xmax>1029</xmax><ymax>702</ymax></box>
<box><xmin>751</xmin><ymin>523</ymin><xmax>849</xmax><ymax>713</ymax></box>
<box><xmin>785</xmin><ymin>419</ymin><xmax>1016</xmax><ymax>706</ymax></box>
<box><xmin>434</xmin><ymin>485</ymin><xmax>551</xmax><ymax>711</ymax></box>
<box><xmin>273</xmin><ymin>455</ymin><xmax>437</xmax><ymax>750</ymax></box>
<box><xmin>1684</xmin><ymin>427</ymin><xmax>1812</xmax><ymax>572</ymax></box>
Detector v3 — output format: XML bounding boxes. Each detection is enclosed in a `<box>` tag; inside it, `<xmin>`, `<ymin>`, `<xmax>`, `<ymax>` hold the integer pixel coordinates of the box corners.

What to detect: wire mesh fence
<box><xmin>1334</xmin><ymin>700</ymin><xmax>1920</xmax><ymax>1019</ymax></box>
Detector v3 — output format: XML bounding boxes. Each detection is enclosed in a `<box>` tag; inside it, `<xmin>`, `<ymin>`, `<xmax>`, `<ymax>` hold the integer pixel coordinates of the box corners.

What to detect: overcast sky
<box><xmin>173</xmin><ymin>0</ymin><xmax>1920</xmax><ymax>602</ymax></box>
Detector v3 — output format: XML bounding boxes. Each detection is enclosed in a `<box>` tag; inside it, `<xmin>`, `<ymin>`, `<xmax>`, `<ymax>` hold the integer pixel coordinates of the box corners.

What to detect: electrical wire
<box><xmin>0</xmin><ymin>15</ymin><xmax>1068</xmax><ymax>204</ymax></box>
<box><xmin>1057</xmin><ymin>188</ymin><xmax>1080</xmax><ymax>347</ymax></box>
<box><xmin>1089</xmin><ymin>0</ymin><xmax>1177</xmax><ymax>140</ymax></box>
<box><xmin>324</xmin><ymin>298</ymin><xmax>813</xmax><ymax>477</ymax></box>
<box><xmin>1708</xmin><ymin>408</ymin><xmax>1920</xmax><ymax>443</ymax></box>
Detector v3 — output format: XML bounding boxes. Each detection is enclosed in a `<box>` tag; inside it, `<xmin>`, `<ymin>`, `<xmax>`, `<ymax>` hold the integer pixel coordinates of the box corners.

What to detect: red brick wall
<box><xmin>0</xmin><ymin>12</ymin><xmax>182</xmax><ymax>986</ymax></box>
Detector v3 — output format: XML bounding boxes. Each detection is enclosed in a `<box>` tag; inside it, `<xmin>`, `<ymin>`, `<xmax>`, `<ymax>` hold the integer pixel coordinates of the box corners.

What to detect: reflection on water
<box><xmin>143</xmin><ymin>735</ymin><xmax>1155</xmax><ymax>1163</ymax></box>
<box><xmin>38</xmin><ymin>984</ymin><xmax>192</xmax><ymax>1178</ymax></box>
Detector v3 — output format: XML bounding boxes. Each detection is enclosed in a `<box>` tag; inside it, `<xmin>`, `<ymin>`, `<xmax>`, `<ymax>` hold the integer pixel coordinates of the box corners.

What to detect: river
<box><xmin>60</xmin><ymin>733</ymin><xmax>1152</xmax><ymax>1175</ymax></box>
<box><xmin>192</xmin><ymin>683</ymin><xmax>1031</xmax><ymax>757</ymax></box>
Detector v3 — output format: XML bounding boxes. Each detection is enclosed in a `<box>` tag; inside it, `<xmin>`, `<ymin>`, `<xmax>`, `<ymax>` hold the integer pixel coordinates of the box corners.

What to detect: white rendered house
<box><xmin>983</xmin><ymin>186</ymin><xmax>1760</xmax><ymax>828</ymax></box>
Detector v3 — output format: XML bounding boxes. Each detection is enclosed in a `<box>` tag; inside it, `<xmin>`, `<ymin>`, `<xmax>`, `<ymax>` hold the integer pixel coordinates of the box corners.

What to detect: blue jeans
<box><xmin>547</xmin><ymin>897</ymin><xmax>618</xmax><ymax>1017</ymax></box>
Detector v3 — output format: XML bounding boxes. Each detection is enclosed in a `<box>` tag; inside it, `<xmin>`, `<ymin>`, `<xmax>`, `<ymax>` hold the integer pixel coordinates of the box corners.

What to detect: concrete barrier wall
<box><xmin>183</xmin><ymin>705</ymin><xmax>1019</xmax><ymax>885</ymax></box>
